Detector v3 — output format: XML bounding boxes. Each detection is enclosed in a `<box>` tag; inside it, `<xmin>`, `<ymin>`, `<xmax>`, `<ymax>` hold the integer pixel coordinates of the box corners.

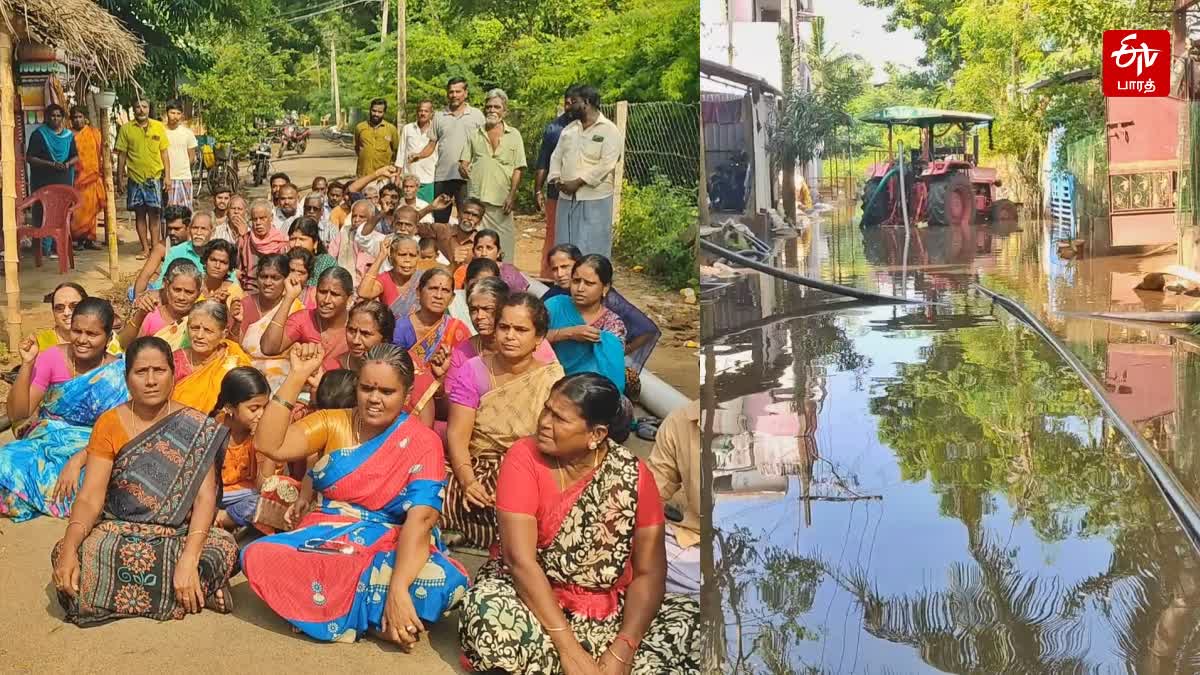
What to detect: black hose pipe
<box><xmin>700</xmin><ymin>239</ymin><xmax>924</xmax><ymax>305</ymax></box>
<box><xmin>974</xmin><ymin>283</ymin><xmax>1200</xmax><ymax>552</ymax></box>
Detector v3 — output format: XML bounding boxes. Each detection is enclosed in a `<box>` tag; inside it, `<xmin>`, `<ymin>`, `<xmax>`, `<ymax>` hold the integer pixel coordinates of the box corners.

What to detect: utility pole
<box><xmin>381</xmin><ymin>0</ymin><xmax>389</xmax><ymax>45</ymax></box>
<box><xmin>726</xmin><ymin>0</ymin><xmax>734</xmax><ymax>66</ymax></box>
<box><xmin>397</xmin><ymin>0</ymin><xmax>407</xmax><ymax>127</ymax></box>
<box><xmin>331</xmin><ymin>38</ymin><xmax>342</xmax><ymax>128</ymax></box>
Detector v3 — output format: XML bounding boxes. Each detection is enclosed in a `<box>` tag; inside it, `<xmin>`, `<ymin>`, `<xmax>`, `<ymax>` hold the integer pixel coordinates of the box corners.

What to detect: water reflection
<box><xmin>703</xmin><ymin>211</ymin><xmax>1200</xmax><ymax>673</ymax></box>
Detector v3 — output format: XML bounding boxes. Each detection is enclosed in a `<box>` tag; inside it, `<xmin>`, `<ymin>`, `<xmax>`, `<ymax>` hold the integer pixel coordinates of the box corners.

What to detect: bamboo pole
<box><xmin>0</xmin><ymin>30</ymin><xmax>20</xmax><ymax>350</ymax></box>
<box><xmin>380</xmin><ymin>0</ymin><xmax>389</xmax><ymax>44</ymax></box>
<box><xmin>100</xmin><ymin>100</ymin><xmax>118</xmax><ymax>279</ymax></box>
<box><xmin>397</xmin><ymin>0</ymin><xmax>406</xmax><ymax>126</ymax></box>
<box><xmin>331</xmin><ymin>39</ymin><xmax>341</xmax><ymax>128</ymax></box>
<box><xmin>611</xmin><ymin>100</ymin><xmax>629</xmax><ymax>228</ymax></box>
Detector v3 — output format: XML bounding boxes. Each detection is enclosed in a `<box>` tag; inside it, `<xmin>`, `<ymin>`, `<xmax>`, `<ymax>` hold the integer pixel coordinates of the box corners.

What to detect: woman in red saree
<box><xmin>260</xmin><ymin>266</ymin><xmax>353</xmax><ymax>373</ymax></box>
<box><xmin>68</xmin><ymin>107</ymin><xmax>104</xmax><ymax>247</ymax></box>
<box><xmin>392</xmin><ymin>268</ymin><xmax>469</xmax><ymax>426</ymax></box>
<box><xmin>458</xmin><ymin>373</ymin><xmax>699</xmax><ymax>673</ymax></box>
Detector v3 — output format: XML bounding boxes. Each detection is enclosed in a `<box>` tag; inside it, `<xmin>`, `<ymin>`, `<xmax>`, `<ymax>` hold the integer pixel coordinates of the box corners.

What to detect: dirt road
<box><xmin>2</xmin><ymin>135</ymin><xmax>698</xmax><ymax>672</ymax></box>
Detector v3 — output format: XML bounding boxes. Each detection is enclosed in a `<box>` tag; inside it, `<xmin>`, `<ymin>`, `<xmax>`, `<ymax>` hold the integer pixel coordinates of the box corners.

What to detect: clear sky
<box><xmin>820</xmin><ymin>1</ymin><xmax>926</xmax><ymax>83</ymax></box>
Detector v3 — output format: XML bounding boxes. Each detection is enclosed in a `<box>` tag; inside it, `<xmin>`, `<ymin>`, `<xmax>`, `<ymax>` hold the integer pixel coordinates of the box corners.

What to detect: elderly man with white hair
<box><xmin>458</xmin><ymin>88</ymin><xmax>526</xmax><ymax>258</ymax></box>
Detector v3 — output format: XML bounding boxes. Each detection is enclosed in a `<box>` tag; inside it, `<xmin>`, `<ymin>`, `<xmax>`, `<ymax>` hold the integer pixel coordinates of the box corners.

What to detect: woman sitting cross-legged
<box><xmin>34</xmin><ymin>282</ymin><xmax>121</xmax><ymax>355</ymax></box>
<box><xmin>260</xmin><ymin>266</ymin><xmax>353</xmax><ymax>373</ymax></box>
<box><xmin>211</xmin><ymin>367</ymin><xmax>277</xmax><ymax>531</ymax></box>
<box><xmin>341</xmin><ymin>300</ymin><xmax>396</xmax><ymax>372</ymax></box>
<box><xmin>0</xmin><ymin>298</ymin><xmax>129</xmax><ymax>521</ymax></box>
<box><xmin>447</xmin><ymin>277</ymin><xmax>556</xmax><ymax>373</ymax></box>
<box><xmin>357</xmin><ymin>235</ymin><xmax>422</xmax><ymax>321</ymax></box>
<box><xmin>119</xmin><ymin>259</ymin><xmax>204</xmax><ymax>351</ymax></box>
<box><xmin>451</xmin><ymin>228</ymin><xmax>529</xmax><ymax>293</ymax></box>
<box><xmin>393</xmin><ymin>268</ymin><xmax>470</xmax><ymax>426</ymax></box>
<box><xmin>545</xmin><ymin>254</ymin><xmax>627</xmax><ymax>394</ymax></box>
<box><xmin>459</xmin><ymin>373</ymin><xmax>700</xmax><ymax>673</ymax></box>
<box><xmin>198</xmin><ymin>239</ymin><xmax>244</xmax><ymax>308</ymax></box>
<box><xmin>289</xmin><ymin>216</ymin><xmax>337</xmax><ymax>290</ymax></box>
<box><xmin>235</xmin><ymin>253</ymin><xmax>304</xmax><ymax>389</ymax></box>
<box><xmin>543</xmin><ymin>244</ymin><xmax>661</xmax><ymax>378</ymax></box>
<box><xmin>448</xmin><ymin>257</ymin><xmax>500</xmax><ymax>333</ymax></box>
<box><xmin>442</xmin><ymin>293</ymin><xmax>564</xmax><ymax>552</ymax></box>
<box><xmin>171</xmin><ymin>300</ymin><xmax>253</xmax><ymax>413</ymax></box>
<box><xmin>50</xmin><ymin>336</ymin><xmax>239</xmax><ymax>624</ymax></box>
<box><xmin>241</xmin><ymin>343</ymin><xmax>469</xmax><ymax>647</ymax></box>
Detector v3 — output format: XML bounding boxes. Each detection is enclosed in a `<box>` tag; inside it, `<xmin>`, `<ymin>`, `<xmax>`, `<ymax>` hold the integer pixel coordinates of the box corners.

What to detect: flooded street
<box><xmin>702</xmin><ymin>207</ymin><xmax>1200</xmax><ymax>673</ymax></box>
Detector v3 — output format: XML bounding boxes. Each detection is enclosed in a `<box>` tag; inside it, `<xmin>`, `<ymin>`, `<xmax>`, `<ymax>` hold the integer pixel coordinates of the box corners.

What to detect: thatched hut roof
<box><xmin>0</xmin><ymin>0</ymin><xmax>144</xmax><ymax>83</ymax></box>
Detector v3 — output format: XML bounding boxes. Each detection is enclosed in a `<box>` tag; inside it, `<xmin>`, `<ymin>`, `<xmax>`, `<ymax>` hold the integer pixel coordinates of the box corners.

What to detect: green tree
<box><xmin>181</xmin><ymin>30</ymin><xmax>290</xmax><ymax>151</ymax></box>
<box><xmin>774</xmin><ymin>17</ymin><xmax>871</xmax><ymax>223</ymax></box>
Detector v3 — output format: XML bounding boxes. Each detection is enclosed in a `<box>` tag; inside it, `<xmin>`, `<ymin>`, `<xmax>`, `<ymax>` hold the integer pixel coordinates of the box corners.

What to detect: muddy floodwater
<box><xmin>702</xmin><ymin>208</ymin><xmax>1200</xmax><ymax>674</ymax></box>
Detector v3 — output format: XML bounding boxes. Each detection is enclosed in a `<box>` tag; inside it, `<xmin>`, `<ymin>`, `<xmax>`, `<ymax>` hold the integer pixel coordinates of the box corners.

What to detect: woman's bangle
<box><xmin>270</xmin><ymin>319</ymin><xmax>284</xmax><ymax>328</ymax></box>
<box><xmin>271</xmin><ymin>394</ymin><xmax>295</xmax><ymax>411</ymax></box>
<box><xmin>615</xmin><ymin>633</ymin><xmax>639</xmax><ymax>653</ymax></box>
<box><xmin>67</xmin><ymin>520</ymin><xmax>88</xmax><ymax>532</ymax></box>
<box><xmin>608</xmin><ymin>648</ymin><xmax>631</xmax><ymax>665</ymax></box>
<box><xmin>544</xmin><ymin>624</ymin><xmax>571</xmax><ymax>633</ymax></box>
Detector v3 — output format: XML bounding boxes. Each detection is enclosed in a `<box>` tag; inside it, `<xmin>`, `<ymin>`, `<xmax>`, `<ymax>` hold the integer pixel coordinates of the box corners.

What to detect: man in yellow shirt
<box><xmin>115</xmin><ymin>99</ymin><xmax>170</xmax><ymax>260</ymax></box>
<box><xmin>353</xmin><ymin>98</ymin><xmax>400</xmax><ymax>178</ymax></box>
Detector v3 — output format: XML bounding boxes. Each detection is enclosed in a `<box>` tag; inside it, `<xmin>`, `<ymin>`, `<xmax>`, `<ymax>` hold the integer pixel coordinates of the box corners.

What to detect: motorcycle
<box><xmin>708</xmin><ymin>151</ymin><xmax>749</xmax><ymax>213</ymax></box>
<box><xmin>278</xmin><ymin>124</ymin><xmax>310</xmax><ymax>157</ymax></box>
<box><xmin>251</xmin><ymin>137</ymin><xmax>272</xmax><ymax>186</ymax></box>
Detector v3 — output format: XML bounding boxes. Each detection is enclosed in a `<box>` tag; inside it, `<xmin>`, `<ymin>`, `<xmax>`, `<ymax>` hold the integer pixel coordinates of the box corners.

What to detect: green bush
<box><xmin>614</xmin><ymin>177</ymin><xmax>697</xmax><ymax>290</ymax></box>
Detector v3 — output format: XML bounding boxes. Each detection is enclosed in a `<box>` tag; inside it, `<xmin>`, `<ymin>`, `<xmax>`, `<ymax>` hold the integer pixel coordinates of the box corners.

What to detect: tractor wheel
<box><xmin>989</xmin><ymin>198</ymin><xmax>1018</xmax><ymax>224</ymax></box>
<box><xmin>926</xmin><ymin>171</ymin><xmax>976</xmax><ymax>226</ymax></box>
<box><xmin>860</xmin><ymin>178</ymin><xmax>890</xmax><ymax>227</ymax></box>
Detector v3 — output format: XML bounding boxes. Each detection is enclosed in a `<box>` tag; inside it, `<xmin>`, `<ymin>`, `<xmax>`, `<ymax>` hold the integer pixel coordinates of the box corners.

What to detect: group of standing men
<box><xmin>352</xmin><ymin>79</ymin><xmax>623</xmax><ymax>269</ymax></box>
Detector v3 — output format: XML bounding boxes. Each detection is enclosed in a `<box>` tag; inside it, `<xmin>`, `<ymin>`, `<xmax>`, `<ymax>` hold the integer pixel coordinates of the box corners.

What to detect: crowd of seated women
<box><xmin>0</xmin><ymin>176</ymin><xmax>697</xmax><ymax>674</ymax></box>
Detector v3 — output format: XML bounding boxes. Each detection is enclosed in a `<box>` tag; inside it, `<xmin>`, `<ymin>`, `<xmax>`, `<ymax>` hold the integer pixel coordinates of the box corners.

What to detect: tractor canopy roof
<box><xmin>860</xmin><ymin>106</ymin><xmax>994</xmax><ymax>127</ymax></box>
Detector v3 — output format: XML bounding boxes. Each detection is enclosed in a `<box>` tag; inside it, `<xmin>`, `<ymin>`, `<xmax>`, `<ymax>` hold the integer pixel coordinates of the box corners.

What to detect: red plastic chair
<box><xmin>17</xmin><ymin>184</ymin><xmax>79</xmax><ymax>274</ymax></box>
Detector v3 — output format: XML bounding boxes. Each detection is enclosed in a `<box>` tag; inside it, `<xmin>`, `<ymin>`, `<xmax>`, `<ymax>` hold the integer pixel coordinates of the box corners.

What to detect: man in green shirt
<box><xmin>459</xmin><ymin>89</ymin><xmax>525</xmax><ymax>258</ymax></box>
<box><xmin>354</xmin><ymin>98</ymin><xmax>400</xmax><ymax>178</ymax></box>
<box><xmin>115</xmin><ymin>99</ymin><xmax>170</xmax><ymax>260</ymax></box>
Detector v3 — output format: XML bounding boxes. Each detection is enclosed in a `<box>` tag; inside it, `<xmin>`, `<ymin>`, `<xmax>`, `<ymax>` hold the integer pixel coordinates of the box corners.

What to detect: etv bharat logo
<box><xmin>1103</xmin><ymin>30</ymin><xmax>1170</xmax><ymax>97</ymax></box>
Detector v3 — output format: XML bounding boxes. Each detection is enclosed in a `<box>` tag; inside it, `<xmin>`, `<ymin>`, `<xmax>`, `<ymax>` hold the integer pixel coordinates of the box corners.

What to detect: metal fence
<box><xmin>602</xmin><ymin>101</ymin><xmax>700</xmax><ymax>191</ymax></box>
<box><xmin>1061</xmin><ymin>131</ymin><xmax>1109</xmax><ymax>237</ymax></box>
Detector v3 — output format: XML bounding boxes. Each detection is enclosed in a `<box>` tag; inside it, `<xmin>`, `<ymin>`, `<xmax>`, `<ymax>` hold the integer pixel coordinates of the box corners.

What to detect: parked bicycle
<box><xmin>209</xmin><ymin>143</ymin><xmax>239</xmax><ymax>194</ymax></box>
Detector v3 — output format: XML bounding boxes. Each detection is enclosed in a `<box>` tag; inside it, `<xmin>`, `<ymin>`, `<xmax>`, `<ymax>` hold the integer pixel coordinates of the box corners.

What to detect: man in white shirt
<box><xmin>547</xmin><ymin>85</ymin><xmax>623</xmax><ymax>258</ymax></box>
<box><xmin>398</xmin><ymin>100</ymin><xmax>438</xmax><ymax>203</ymax></box>
<box><xmin>163</xmin><ymin>100</ymin><xmax>198</xmax><ymax>209</ymax></box>
<box><xmin>274</xmin><ymin>183</ymin><xmax>301</xmax><ymax>234</ymax></box>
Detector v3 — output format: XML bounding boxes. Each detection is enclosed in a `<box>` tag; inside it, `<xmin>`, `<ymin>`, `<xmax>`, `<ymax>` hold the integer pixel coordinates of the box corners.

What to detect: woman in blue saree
<box><xmin>543</xmin><ymin>244</ymin><xmax>661</xmax><ymax>374</ymax></box>
<box><xmin>545</xmin><ymin>254</ymin><xmax>628</xmax><ymax>394</ymax></box>
<box><xmin>0</xmin><ymin>298</ymin><xmax>129</xmax><ymax>521</ymax></box>
<box><xmin>242</xmin><ymin>343</ymin><xmax>468</xmax><ymax>648</ymax></box>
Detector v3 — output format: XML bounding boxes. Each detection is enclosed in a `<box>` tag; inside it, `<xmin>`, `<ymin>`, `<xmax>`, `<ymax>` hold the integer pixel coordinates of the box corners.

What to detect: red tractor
<box><xmin>859</xmin><ymin>107</ymin><xmax>1018</xmax><ymax>227</ymax></box>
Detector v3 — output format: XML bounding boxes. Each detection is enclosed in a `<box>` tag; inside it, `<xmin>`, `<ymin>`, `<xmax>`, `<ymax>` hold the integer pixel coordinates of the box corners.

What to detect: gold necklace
<box><xmin>555</xmin><ymin>445</ymin><xmax>601</xmax><ymax>491</ymax></box>
<box><xmin>123</xmin><ymin>401</ymin><xmax>173</xmax><ymax>437</ymax></box>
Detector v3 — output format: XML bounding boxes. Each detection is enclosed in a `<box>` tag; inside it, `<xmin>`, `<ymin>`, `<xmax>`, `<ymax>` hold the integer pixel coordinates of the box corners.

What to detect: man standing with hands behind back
<box><xmin>429</xmin><ymin>77</ymin><xmax>485</xmax><ymax>224</ymax></box>
<box><xmin>115</xmin><ymin>99</ymin><xmax>170</xmax><ymax>261</ymax></box>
